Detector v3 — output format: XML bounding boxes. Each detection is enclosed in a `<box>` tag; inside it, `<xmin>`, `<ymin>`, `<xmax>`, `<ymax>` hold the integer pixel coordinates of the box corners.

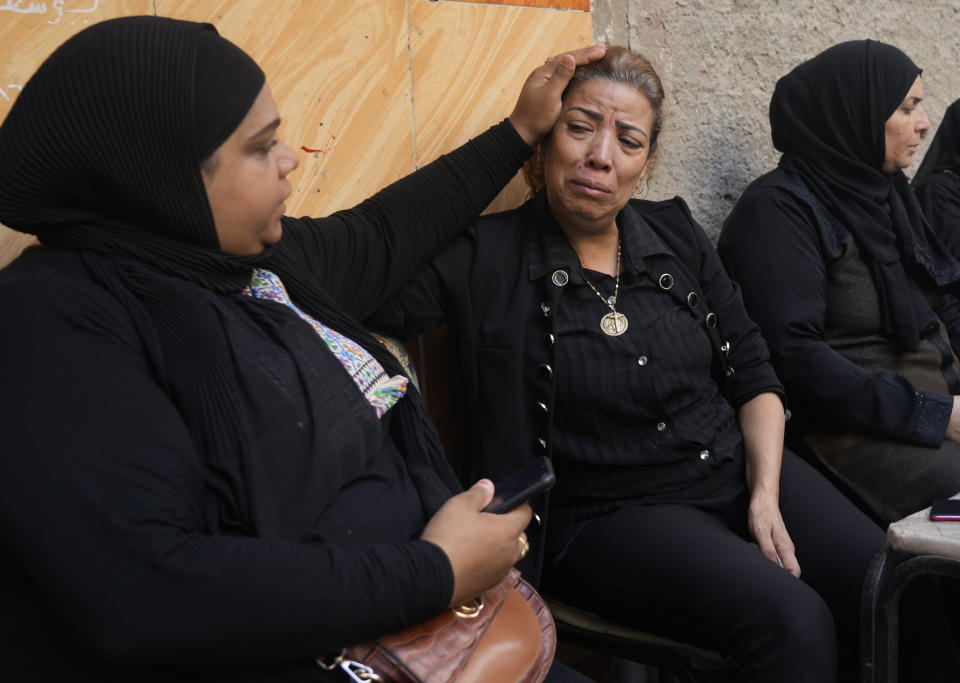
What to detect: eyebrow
<box><xmin>251</xmin><ymin>118</ymin><xmax>282</xmax><ymax>139</ymax></box>
<box><xmin>568</xmin><ymin>106</ymin><xmax>648</xmax><ymax>139</ymax></box>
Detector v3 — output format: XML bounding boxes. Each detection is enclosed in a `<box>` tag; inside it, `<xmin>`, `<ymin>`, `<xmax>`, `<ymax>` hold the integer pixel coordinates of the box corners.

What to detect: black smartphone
<box><xmin>482</xmin><ymin>457</ymin><xmax>556</xmax><ymax>514</ymax></box>
<box><xmin>929</xmin><ymin>498</ymin><xmax>960</xmax><ymax>521</ymax></box>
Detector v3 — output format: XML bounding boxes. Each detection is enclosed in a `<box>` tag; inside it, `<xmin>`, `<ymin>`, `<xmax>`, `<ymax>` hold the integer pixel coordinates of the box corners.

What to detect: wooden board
<box><xmin>154</xmin><ymin>0</ymin><xmax>416</xmax><ymax>220</ymax></box>
<box><xmin>409</xmin><ymin>0</ymin><xmax>591</xmax><ymax>212</ymax></box>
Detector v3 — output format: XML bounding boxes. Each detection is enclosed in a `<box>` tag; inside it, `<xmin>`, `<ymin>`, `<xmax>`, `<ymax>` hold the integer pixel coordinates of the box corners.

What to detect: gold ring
<box><xmin>518</xmin><ymin>535</ymin><xmax>530</xmax><ymax>559</ymax></box>
<box><xmin>544</xmin><ymin>56</ymin><xmax>555</xmax><ymax>64</ymax></box>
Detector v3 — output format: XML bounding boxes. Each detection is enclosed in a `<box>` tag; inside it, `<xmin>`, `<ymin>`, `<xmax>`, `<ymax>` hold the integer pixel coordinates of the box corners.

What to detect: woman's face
<box><xmin>543</xmin><ymin>79</ymin><xmax>654</xmax><ymax>234</ymax></box>
<box><xmin>202</xmin><ymin>83</ymin><xmax>299</xmax><ymax>255</ymax></box>
<box><xmin>882</xmin><ymin>75</ymin><xmax>930</xmax><ymax>173</ymax></box>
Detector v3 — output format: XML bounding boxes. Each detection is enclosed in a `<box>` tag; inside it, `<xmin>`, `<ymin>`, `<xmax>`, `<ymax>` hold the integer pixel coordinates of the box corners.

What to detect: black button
<box><xmin>687</xmin><ymin>292</ymin><xmax>698</xmax><ymax>308</ymax></box>
<box><xmin>540</xmin><ymin>301</ymin><xmax>551</xmax><ymax>317</ymax></box>
<box><xmin>724</xmin><ymin>367</ymin><xmax>736</xmax><ymax>377</ymax></box>
<box><xmin>659</xmin><ymin>273</ymin><xmax>674</xmax><ymax>290</ymax></box>
<box><xmin>537</xmin><ymin>401</ymin><xmax>549</xmax><ymax>414</ymax></box>
<box><xmin>537</xmin><ymin>438</ymin><xmax>548</xmax><ymax>450</ymax></box>
<box><xmin>551</xmin><ymin>270</ymin><xmax>569</xmax><ymax>287</ymax></box>
<box><xmin>538</xmin><ymin>363</ymin><xmax>553</xmax><ymax>380</ymax></box>
<box><xmin>544</xmin><ymin>332</ymin><xmax>555</xmax><ymax>347</ymax></box>
<box><xmin>705</xmin><ymin>312</ymin><xmax>717</xmax><ymax>329</ymax></box>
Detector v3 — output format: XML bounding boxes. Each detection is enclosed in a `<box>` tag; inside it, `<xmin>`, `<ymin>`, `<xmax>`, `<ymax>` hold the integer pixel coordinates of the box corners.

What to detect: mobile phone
<box><xmin>482</xmin><ymin>457</ymin><xmax>556</xmax><ymax>514</ymax></box>
<box><xmin>929</xmin><ymin>498</ymin><xmax>960</xmax><ymax>521</ymax></box>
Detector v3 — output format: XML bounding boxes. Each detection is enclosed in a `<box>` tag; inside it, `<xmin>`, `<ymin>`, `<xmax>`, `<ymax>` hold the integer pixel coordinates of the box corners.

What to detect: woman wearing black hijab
<box><xmin>914</xmin><ymin>100</ymin><xmax>960</xmax><ymax>257</ymax></box>
<box><xmin>0</xmin><ymin>16</ymin><xmax>601</xmax><ymax>682</ymax></box>
<box><xmin>719</xmin><ymin>40</ymin><xmax>960</xmax><ymax>526</ymax></box>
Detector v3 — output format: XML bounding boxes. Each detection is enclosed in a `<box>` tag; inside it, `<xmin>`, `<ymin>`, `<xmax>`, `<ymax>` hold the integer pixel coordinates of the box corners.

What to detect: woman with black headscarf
<box><xmin>914</xmin><ymin>100</ymin><xmax>960</xmax><ymax>257</ymax></box>
<box><xmin>718</xmin><ymin>40</ymin><xmax>960</xmax><ymax>526</ymax></box>
<box><xmin>0</xmin><ymin>16</ymin><xmax>602</xmax><ymax>682</ymax></box>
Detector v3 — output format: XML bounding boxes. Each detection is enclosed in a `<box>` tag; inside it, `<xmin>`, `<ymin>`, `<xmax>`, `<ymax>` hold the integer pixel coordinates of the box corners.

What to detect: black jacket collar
<box><xmin>526</xmin><ymin>190</ymin><xmax>672</xmax><ymax>284</ymax></box>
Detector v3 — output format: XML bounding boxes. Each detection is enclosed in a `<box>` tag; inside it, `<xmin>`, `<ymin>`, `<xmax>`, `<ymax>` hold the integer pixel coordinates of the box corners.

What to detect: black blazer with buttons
<box><xmin>371</xmin><ymin>191</ymin><xmax>783</xmax><ymax>575</ymax></box>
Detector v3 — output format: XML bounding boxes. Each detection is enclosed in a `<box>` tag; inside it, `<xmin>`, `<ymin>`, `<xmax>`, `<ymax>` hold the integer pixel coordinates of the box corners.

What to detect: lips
<box><xmin>571</xmin><ymin>178</ymin><xmax>612</xmax><ymax>196</ymax></box>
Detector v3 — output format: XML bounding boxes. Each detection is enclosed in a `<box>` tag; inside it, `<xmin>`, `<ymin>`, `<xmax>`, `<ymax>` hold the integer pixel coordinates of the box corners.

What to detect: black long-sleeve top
<box><xmin>0</xmin><ymin>120</ymin><xmax>531</xmax><ymax>681</ymax></box>
<box><xmin>719</xmin><ymin>168</ymin><xmax>960</xmax><ymax>447</ymax></box>
<box><xmin>373</xmin><ymin>193</ymin><xmax>783</xmax><ymax>548</ymax></box>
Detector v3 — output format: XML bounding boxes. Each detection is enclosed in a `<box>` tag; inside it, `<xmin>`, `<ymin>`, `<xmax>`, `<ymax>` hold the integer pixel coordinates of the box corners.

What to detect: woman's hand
<box><xmin>738</xmin><ymin>392</ymin><xmax>800</xmax><ymax>577</ymax></box>
<box><xmin>509</xmin><ymin>43</ymin><xmax>606</xmax><ymax>147</ymax></box>
<box><xmin>947</xmin><ymin>396</ymin><xmax>960</xmax><ymax>443</ymax></box>
<box><xmin>421</xmin><ymin>480</ymin><xmax>533</xmax><ymax>608</ymax></box>
<box><xmin>748</xmin><ymin>492</ymin><xmax>801</xmax><ymax>578</ymax></box>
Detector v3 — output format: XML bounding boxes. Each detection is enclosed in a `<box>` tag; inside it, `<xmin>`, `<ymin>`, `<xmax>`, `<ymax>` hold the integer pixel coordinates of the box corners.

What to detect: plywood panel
<box><xmin>155</xmin><ymin>0</ymin><xmax>414</xmax><ymax>219</ymax></box>
<box><xmin>0</xmin><ymin>0</ymin><xmax>153</xmax><ymax>266</ymax></box>
<box><xmin>410</xmin><ymin>0</ymin><xmax>592</xmax><ymax>212</ymax></box>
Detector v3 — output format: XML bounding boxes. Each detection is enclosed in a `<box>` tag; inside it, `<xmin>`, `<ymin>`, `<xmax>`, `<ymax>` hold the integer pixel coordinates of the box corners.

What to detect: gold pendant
<box><xmin>600</xmin><ymin>311</ymin><xmax>628</xmax><ymax>336</ymax></box>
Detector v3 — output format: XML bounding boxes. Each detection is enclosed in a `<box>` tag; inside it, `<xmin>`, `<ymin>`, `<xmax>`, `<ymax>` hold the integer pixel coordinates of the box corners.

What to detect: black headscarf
<box><xmin>914</xmin><ymin>99</ymin><xmax>960</xmax><ymax>184</ymax></box>
<box><xmin>0</xmin><ymin>16</ymin><xmax>455</xmax><ymax>537</ymax></box>
<box><xmin>770</xmin><ymin>40</ymin><xmax>960</xmax><ymax>351</ymax></box>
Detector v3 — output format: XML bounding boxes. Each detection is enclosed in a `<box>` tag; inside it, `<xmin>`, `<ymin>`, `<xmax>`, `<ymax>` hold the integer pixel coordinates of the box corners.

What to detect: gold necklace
<box><xmin>584</xmin><ymin>239</ymin><xmax>628</xmax><ymax>336</ymax></box>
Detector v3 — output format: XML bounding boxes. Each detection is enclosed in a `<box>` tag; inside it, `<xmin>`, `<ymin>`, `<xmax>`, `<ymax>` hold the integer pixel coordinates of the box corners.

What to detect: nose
<box><xmin>279</xmin><ymin>141</ymin><xmax>299</xmax><ymax>177</ymax></box>
<box><xmin>917</xmin><ymin>104</ymin><xmax>931</xmax><ymax>135</ymax></box>
<box><xmin>585</xmin><ymin>131</ymin><xmax>613</xmax><ymax>171</ymax></box>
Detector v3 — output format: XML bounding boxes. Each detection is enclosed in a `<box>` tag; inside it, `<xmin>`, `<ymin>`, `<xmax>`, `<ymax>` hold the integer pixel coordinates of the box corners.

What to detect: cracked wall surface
<box><xmin>594</xmin><ymin>0</ymin><xmax>960</xmax><ymax>239</ymax></box>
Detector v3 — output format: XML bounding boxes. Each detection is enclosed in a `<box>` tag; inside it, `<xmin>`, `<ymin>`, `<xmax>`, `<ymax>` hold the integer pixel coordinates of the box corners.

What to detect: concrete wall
<box><xmin>593</xmin><ymin>0</ymin><xmax>960</xmax><ymax>239</ymax></box>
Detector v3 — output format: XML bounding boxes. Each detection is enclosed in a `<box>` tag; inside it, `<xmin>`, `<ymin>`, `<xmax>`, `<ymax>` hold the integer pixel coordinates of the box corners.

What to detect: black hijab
<box><xmin>770</xmin><ymin>40</ymin><xmax>960</xmax><ymax>351</ymax></box>
<box><xmin>0</xmin><ymin>16</ymin><xmax>455</xmax><ymax>537</ymax></box>
<box><xmin>914</xmin><ymin>99</ymin><xmax>960</xmax><ymax>184</ymax></box>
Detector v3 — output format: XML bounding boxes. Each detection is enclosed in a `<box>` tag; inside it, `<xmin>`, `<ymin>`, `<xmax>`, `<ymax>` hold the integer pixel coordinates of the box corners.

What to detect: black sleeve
<box><xmin>916</xmin><ymin>172</ymin><xmax>960</xmax><ymax>360</ymax></box>
<box><xmin>0</xmin><ymin>270</ymin><xmax>453</xmax><ymax>666</ymax></box>
<box><xmin>365</xmin><ymin>227</ymin><xmax>480</xmax><ymax>340</ymax></box>
<box><xmin>916</xmin><ymin>171</ymin><xmax>960</xmax><ymax>260</ymax></box>
<box><xmin>718</xmin><ymin>186</ymin><xmax>952</xmax><ymax>446</ymax></box>
<box><xmin>670</xmin><ymin>200</ymin><xmax>784</xmax><ymax>409</ymax></box>
<box><xmin>276</xmin><ymin>119</ymin><xmax>531</xmax><ymax>321</ymax></box>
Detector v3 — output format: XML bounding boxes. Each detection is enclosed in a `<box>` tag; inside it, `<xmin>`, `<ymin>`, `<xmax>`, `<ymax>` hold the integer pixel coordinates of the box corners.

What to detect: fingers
<box><xmin>776</xmin><ymin>544</ymin><xmax>801</xmax><ymax>578</ymax></box>
<box><xmin>748</xmin><ymin>501</ymin><xmax>801</xmax><ymax>577</ymax></box>
<box><xmin>771</xmin><ymin>529</ymin><xmax>801</xmax><ymax>577</ymax></box>
<box><xmin>499</xmin><ymin>501</ymin><xmax>534</xmax><ymax>531</ymax></box>
<box><xmin>538</xmin><ymin>42</ymin><xmax>604</xmax><ymax>91</ymax></box>
<box><xmin>544</xmin><ymin>42</ymin><xmax>606</xmax><ymax>69</ymax></box>
<box><xmin>508</xmin><ymin>43</ymin><xmax>605</xmax><ymax>146</ymax></box>
<box><xmin>565</xmin><ymin>42</ymin><xmax>606</xmax><ymax>67</ymax></box>
<box><xmin>754</xmin><ymin>523</ymin><xmax>801</xmax><ymax>578</ymax></box>
<box><xmin>461</xmin><ymin>479</ymin><xmax>495</xmax><ymax>510</ymax></box>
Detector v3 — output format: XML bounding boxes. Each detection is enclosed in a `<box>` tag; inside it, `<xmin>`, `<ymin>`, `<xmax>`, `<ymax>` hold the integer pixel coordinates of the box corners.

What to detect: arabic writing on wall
<box><xmin>0</xmin><ymin>0</ymin><xmax>98</xmax><ymax>25</ymax></box>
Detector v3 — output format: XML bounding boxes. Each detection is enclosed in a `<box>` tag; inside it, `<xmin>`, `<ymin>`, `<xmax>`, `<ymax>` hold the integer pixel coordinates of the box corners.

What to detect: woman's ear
<box><xmin>634</xmin><ymin>169</ymin><xmax>648</xmax><ymax>197</ymax></box>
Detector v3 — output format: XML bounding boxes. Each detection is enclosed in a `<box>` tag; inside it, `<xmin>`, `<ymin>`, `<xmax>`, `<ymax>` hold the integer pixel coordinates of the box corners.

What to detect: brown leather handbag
<box><xmin>318</xmin><ymin>569</ymin><xmax>556</xmax><ymax>682</ymax></box>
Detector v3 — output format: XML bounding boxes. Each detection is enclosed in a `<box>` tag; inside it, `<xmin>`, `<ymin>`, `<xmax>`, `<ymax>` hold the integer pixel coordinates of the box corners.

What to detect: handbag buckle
<box><xmin>316</xmin><ymin>650</ymin><xmax>384</xmax><ymax>682</ymax></box>
<box><xmin>339</xmin><ymin>659</ymin><xmax>384</xmax><ymax>682</ymax></box>
<box><xmin>453</xmin><ymin>595</ymin><xmax>484</xmax><ymax>618</ymax></box>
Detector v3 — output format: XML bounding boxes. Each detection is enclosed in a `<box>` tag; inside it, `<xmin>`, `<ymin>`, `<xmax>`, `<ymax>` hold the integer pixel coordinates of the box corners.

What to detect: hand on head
<box><xmin>420</xmin><ymin>479</ymin><xmax>533</xmax><ymax>608</ymax></box>
<box><xmin>509</xmin><ymin>43</ymin><xmax>606</xmax><ymax>147</ymax></box>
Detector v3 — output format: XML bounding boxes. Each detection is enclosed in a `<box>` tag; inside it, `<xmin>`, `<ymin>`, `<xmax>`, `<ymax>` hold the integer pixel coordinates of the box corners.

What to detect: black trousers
<box><xmin>542</xmin><ymin>449</ymin><xmax>885</xmax><ymax>683</ymax></box>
